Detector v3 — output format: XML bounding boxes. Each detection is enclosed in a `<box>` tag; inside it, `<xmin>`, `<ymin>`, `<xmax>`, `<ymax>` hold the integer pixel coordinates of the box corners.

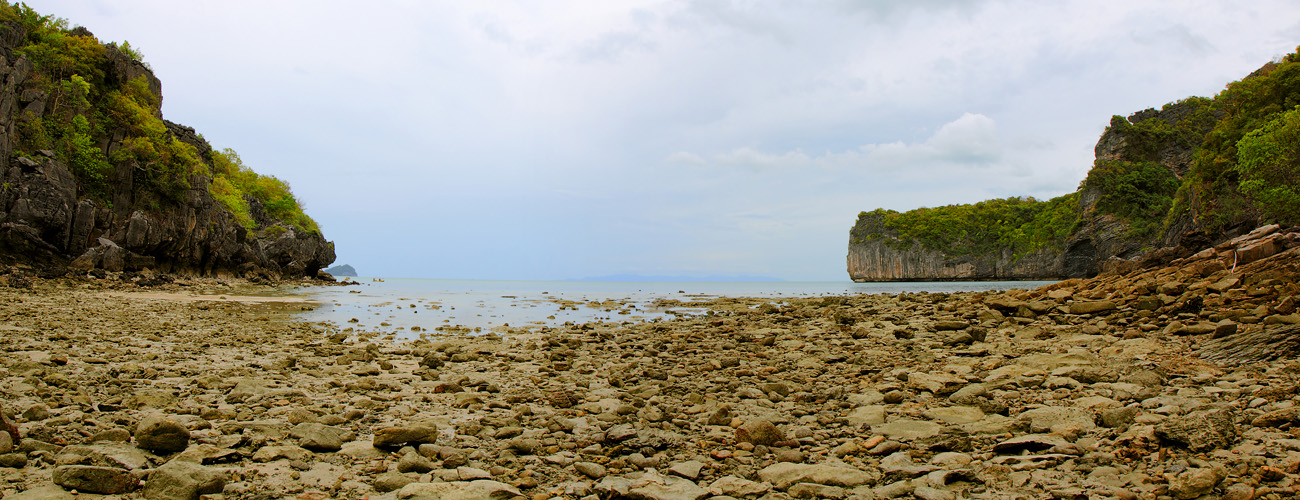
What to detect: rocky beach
<box><xmin>2</xmin><ymin>224</ymin><xmax>1300</xmax><ymax>500</ymax></box>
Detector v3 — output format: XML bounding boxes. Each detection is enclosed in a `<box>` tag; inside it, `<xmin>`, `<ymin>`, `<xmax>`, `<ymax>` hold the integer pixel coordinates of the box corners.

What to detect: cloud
<box><xmin>679</xmin><ymin>112</ymin><xmax>1002</xmax><ymax>171</ymax></box>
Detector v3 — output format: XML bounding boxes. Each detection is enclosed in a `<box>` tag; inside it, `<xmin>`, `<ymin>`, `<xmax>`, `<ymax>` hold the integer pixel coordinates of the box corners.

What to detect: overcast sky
<box><xmin>34</xmin><ymin>0</ymin><xmax>1300</xmax><ymax>281</ymax></box>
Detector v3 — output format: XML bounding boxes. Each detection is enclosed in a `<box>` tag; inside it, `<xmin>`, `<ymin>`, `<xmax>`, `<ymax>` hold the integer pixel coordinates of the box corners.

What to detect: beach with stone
<box><xmin>2</xmin><ymin>225</ymin><xmax>1300</xmax><ymax>499</ymax></box>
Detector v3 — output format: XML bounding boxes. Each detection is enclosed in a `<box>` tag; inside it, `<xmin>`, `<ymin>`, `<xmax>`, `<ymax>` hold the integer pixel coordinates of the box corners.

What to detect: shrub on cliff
<box><xmin>0</xmin><ymin>1</ymin><xmax>319</xmax><ymax>235</ymax></box>
<box><xmin>854</xmin><ymin>194</ymin><xmax>1078</xmax><ymax>259</ymax></box>
<box><xmin>1236</xmin><ymin>106</ymin><xmax>1300</xmax><ymax>225</ymax></box>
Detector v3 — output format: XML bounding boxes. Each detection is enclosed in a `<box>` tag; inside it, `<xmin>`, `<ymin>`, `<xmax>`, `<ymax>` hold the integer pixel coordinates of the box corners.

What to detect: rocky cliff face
<box><xmin>847</xmin><ymin>213</ymin><xmax>1062</xmax><ymax>281</ymax></box>
<box><xmin>847</xmin><ymin>100</ymin><xmax>1216</xmax><ymax>282</ymax></box>
<box><xmin>0</xmin><ymin>21</ymin><xmax>334</xmax><ymax>278</ymax></box>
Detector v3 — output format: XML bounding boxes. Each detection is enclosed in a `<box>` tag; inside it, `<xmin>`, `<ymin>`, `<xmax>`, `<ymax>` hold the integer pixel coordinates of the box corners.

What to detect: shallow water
<box><xmin>295</xmin><ymin>277</ymin><xmax>1058</xmax><ymax>338</ymax></box>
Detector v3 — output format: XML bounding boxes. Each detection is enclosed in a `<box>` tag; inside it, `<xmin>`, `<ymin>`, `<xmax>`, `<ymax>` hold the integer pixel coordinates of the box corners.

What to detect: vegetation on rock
<box><xmin>0</xmin><ymin>2</ymin><xmax>319</xmax><ymax>234</ymax></box>
<box><xmin>853</xmin><ymin>194</ymin><xmax>1078</xmax><ymax>259</ymax></box>
<box><xmin>853</xmin><ymin>46</ymin><xmax>1300</xmax><ymax>268</ymax></box>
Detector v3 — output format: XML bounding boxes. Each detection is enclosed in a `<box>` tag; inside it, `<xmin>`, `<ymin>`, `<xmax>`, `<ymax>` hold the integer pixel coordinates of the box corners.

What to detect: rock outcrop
<box><xmin>848</xmin><ymin>68</ymin><xmax>1268</xmax><ymax>282</ymax></box>
<box><xmin>847</xmin><ymin>215</ymin><xmax>1061</xmax><ymax>281</ymax></box>
<box><xmin>0</xmin><ymin>20</ymin><xmax>333</xmax><ymax>278</ymax></box>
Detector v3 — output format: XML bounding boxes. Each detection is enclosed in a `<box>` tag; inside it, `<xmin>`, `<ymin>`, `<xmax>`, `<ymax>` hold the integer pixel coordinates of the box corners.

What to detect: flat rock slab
<box><xmin>52</xmin><ymin>465</ymin><xmax>140</xmax><ymax>494</ymax></box>
<box><xmin>923</xmin><ymin>406</ymin><xmax>985</xmax><ymax>425</ymax></box>
<box><xmin>844</xmin><ymin>406</ymin><xmax>887</xmax><ymax>426</ymax></box>
<box><xmin>872</xmin><ymin>419</ymin><xmax>943</xmax><ymax>440</ymax></box>
<box><xmin>757</xmin><ymin>462</ymin><xmax>879</xmax><ymax>489</ymax></box>
<box><xmin>396</xmin><ymin>479</ymin><xmax>522</xmax><ymax>500</ymax></box>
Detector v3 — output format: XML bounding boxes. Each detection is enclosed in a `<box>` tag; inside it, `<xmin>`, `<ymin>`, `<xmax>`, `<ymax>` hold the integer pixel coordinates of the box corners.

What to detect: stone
<box><xmin>707</xmin><ymin>475</ymin><xmax>770</xmax><ymax>497</ymax></box>
<box><xmin>1155</xmin><ymin>409</ymin><xmax>1237</xmax><ymax>452</ymax></box>
<box><xmin>0</xmin><ymin>429</ymin><xmax>11</xmax><ymax>454</ymax></box>
<box><xmin>1100</xmin><ymin>406</ymin><xmax>1139</xmax><ymax>429</ymax></box>
<box><xmin>252</xmin><ymin>445</ymin><xmax>312</xmax><ymax>462</ymax></box>
<box><xmin>757</xmin><ymin>462</ymin><xmax>879</xmax><ymax>489</ymax></box>
<box><xmin>906</xmin><ymin>372</ymin><xmax>965</xmax><ymax>395</ymax></box>
<box><xmin>626</xmin><ymin>469</ymin><xmax>709</xmax><ymax>500</ymax></box>
<box><xmin>396</xmin><ymin>479</ymin><xmax>522</xmax><ymax>500</ymax></box>
<box><xmin>290</xmin><ymin>422</ymin><xmax>344</xmax><ymax>452</ymax></box>
<box><xmin>1168</xmin><ymin>467</ymin><xmax>1224</xmax><ymax>500</ymax></box>
<box><xmin>0</xmin><ymin>453</ymin><xmax>28</xmax><ymax>468</ymax></box>
<box><xmin>879</xmin><ymin>452</ymin><xmax>940</xmax><ymax>477</ymax></box>
<box><xmin>872</xmin><ymin>419</ymin><xmax>943</xmax><ymax>440</ymax></box>
<box><xmin>668</xmin><ymin>460</ymin><xmax>704</xmax><ymax>480</ymax></box>
<box><xmin>844</xmin><ymin>405</ymin><xmax>887</xmax><ymax>426</ymax></box>
<box><xmin>912</xmin><ymin>486</ymin><xmax>955</xmax><ymax>500</ymax></box>
<box><xmin>135</xmin><ymin>414</ymin><xmax>190</xmax><ymax>453</ymax></box>
<box><xmin>141</xmin><ymin>460</ymin><xmax>226</xmax><ymax>500</ymax></box>
<box><xmin>788</xmin><ymin>482</ymin><xmax>847</xmax><ymax>499</ymax></box>
<box><xmin>373</xmin><ymin>422</ymin><xmax>438</xmax><ymax>448</ymax></box>
<box><xmin>374</xmin><ymin>472</ymin><xmax>417</xmax><ymax>493</ymax></box>
<box><xmin>991</xmin><ymin>434</ymin><xmax>1069</xmax><ymax>454</ymax></box>
<box><xmin>932</xmin><ymin>320</ymin><xmax>968</xmax><ymax>331</ymax></box>
<box><xmin>1018</xmin><ymin>406</ymin><xmax>1096</xmax><ymax>434</ymax></box>
<box><xmin>51</xmin><ymin>465</ymin><xmax>140</xmax><ymax>494</ymax></box>
<box><xmin>1221</xmin><ymin>483</ymin><xmax>1255</xmax><ymax>500</ymax></box>
<box><xmin>397</xmin><ymin>451</ymin><xmax>436</xmax><ymax>473</ymax></box>
<box><xmin>4</xmin><ymin>486</ymin><xmax>75</xmax><ymax>500</ymax></box>
<box><xmin>923</xmin><ymin>406</ymin><xmax>984</xmax><ymax>425</ymax></box>
<box><xmin>60</xmin><ymin>442</ymin><xmax>152</xmax><ymax>470</ymax></box>
<box><xmin>575</xmin><ymin>461</ymin><xmax>607</xmax><ymax>479</ymax></box>
<box><xmin>1251</xmin><ymin>407</ymin><xmax>1300</xmax><ymax>428</ymax></box>
<box><xmin>1069</xmin><ymin>300</ymin><xmax>1116</xmax><ymax>315</ymax></box>
<box><xmin>735</xmin><ymin>419</ymin><xmax>785</xmax><ymax>446</ymax></box>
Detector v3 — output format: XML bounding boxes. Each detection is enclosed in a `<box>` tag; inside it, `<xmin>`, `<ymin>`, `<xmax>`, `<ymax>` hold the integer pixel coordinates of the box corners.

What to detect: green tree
<box><xmin>1236</xmin><ymin>106</ymin><xmax>1300</xmax><ymax>225</ymax></box>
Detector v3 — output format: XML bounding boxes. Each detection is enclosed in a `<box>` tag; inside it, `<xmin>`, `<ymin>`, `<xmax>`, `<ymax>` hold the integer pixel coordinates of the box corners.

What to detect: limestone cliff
<box><xmin>847</xmin><ymin>213</ymin><xmax>1061</xmax><ymax>281</ymax></box>
<box><xmin>0</xmin><ymin>16</ymin><xmax>334</xmax><ymax>278</ymax></box>
<box><xmin>848</xmin><ymin>52</ymin><xmax>1295</xmax><ymax>282</ymax></box>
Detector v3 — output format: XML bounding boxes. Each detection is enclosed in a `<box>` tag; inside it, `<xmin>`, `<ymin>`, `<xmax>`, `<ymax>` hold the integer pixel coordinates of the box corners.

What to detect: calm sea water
<box><xmin>295</xmin><ymin>278</ymin><xmax>1057</xmax><ymax>338</ymax></box>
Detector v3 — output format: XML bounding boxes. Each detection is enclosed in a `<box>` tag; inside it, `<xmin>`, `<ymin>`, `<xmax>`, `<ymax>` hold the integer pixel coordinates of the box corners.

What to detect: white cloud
<box><xmin>30</xmin><ymin>0</ymin><xmax>1300</xmax><ymax>280</ymax></box>
<box><xmin>681</xmin><ymin>113</ymin><xmax>1001</xmax><ymax>171</ymax></box>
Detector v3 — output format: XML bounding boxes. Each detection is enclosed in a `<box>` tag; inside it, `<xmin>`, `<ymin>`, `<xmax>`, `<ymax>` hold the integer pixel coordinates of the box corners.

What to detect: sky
<box><xmin>31</xmin><ymin>0</ymin><xmax>1300</xmax><ymax>281</ymax></box>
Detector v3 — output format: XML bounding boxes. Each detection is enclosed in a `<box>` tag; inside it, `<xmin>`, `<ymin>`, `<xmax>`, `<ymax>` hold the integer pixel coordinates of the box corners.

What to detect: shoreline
<box><xmin>2</xmin><ymin>229</ymin><xmax>1300</xmax><ymax>499</ymax></box>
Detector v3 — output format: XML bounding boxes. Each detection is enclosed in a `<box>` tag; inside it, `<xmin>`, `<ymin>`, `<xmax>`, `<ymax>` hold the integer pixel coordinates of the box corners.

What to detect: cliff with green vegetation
<box><xmin>0</xmin><ymin>3</ymin><xmax>334</xmax><ymax>278</ymax></box>
<box><xmin>849</xmin><ymin>48</ymin><xmax>1300</xmax><ymax>281</ymax></box>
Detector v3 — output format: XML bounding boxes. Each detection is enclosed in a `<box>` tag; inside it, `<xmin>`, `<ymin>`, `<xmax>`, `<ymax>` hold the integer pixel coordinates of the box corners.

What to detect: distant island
<box><xmin>574</xmin><ymin>274</ymin><xmax>785</xmax><ymax>282</ymax></box>
<box><xmin>324</xmin><ymin>264</ymin><xmax>357</xmax><ymax>277</ymax></box>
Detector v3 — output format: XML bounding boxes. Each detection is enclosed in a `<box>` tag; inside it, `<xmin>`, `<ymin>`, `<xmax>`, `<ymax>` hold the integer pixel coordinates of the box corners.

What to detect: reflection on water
<box><xmin>295</xmin><ymin>277</ymin><xmax>1058</xmax><ymax>339</ymax></box>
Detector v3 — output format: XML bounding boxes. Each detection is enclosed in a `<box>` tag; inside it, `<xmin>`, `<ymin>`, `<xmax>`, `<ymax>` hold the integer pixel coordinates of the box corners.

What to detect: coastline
<box><xmin>2</xmin><ymin>229</ymin><xmax>1299</xmax><ymax>498</ymax></box>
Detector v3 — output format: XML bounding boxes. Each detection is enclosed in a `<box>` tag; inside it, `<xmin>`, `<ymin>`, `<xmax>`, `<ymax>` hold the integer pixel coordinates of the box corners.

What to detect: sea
<box><xmin>295</xmin><ymin>278</ymin><xmax>1058</xmax><ymax>339</ymax></box>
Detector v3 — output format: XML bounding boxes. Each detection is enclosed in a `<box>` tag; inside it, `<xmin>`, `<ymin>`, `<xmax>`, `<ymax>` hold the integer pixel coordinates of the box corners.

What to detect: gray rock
<box><xmin>872</xmin><ymin>419</ymin><xmax>943</xmax><ymax>440</ymax></box>
<box><xmin>707</xmin><ymin>475</ymin><xmax>770</xmax><ymax>497</ymax></box>
<box><xmin>52</xmin><ymin>465</ymin><xmax>140</xmax><ymax>494</ymax></box>
<box><xmin>1168</xmin><ymin>467</ymin><xmax>1224</xmax><ymax>500</ymax></box>
<box><xmin>788</xmin><ymin>482</ymin><xmax>847</xmax><ymax>499</ymax></box>
<box><xmin>290</xmin><ymin>422</ymin><xmax>343</xmax><ymax>452</ymax></box>
<box><xmin>912</xmin><ymin>486</ymin><xmax>956</xmax><ymax>500</ymax></box>
<box><xmin>757</xmin><ymin>462</ymin><xmax>880</xmax><ymax>489</ymax></box>
<box><xmin>3</xmin><ymin>486</ymin><xmax>76</xmax><ymax>500</ymax></box>
<box><xmin>61</xmin><ymin>442</ymin><xmax>152</xmax><ymax>470</ymax></box>
<box><xmin>135</xmin><ymin>415</ymin><xmax>190</xmax><ymax>453</ymax></box>
<box><xmin>373</xmin><ymin>422</ymin><xmax>438</xmax><ymax>448</ymax></box>
<box><xmin>575</xmin><ymin>461</ymin><xmax>607</xmax><ymax>479</ymax></box>
<box><xmin>397</xmin><ymin>451</ymin><xmax>437</xmax><ymax>473</ymax></box>
<box><xmin>141</xmin><ymin>460</ymin><xmax>226</xmax><ymax>500</ymax></box>
<box><xmin>879</xmin><ymin>452</ymin><xmax>940</xmax><ymax>477</ymax></box>
<box><xmin>373</xmin><ymin>472</ymin><xmax>417</xmax><ymax>493</ymax></box>
<box><xmin>668</xmin><ymin>460</ymin><xmax>704</xmax><ymax>480</ymax></box>
<box><xmin>1018</xmin><ymin>406</ymin><xmax>1096</xmax><ymax>434</ymax></box>
<box><xmin>626</xmin><ymin>469</ymin><xmax>709</xmax><ymax>500</ymax></box>
<box><xmin>1156</xmin><ymin>409</ymin><xmax>1238</xmax><ymax>452</ymax></box>
<box><xmin>735</xmin><ymin>419</ymin><xmax>785</xmax><ymax>446</ymax></box>
<box><xmin>396</xmin><ymin>479</ymin><xmax>522</xmax><ymax>500</ymax></box>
